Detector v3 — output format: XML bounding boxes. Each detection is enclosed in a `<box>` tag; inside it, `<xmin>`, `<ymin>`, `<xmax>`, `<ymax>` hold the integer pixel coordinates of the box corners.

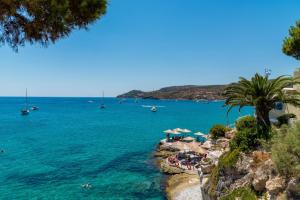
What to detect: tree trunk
<box><xmin>255</xmin><ymin>106</ymin><xmax>271</xmax><ymax>140</ymax></box>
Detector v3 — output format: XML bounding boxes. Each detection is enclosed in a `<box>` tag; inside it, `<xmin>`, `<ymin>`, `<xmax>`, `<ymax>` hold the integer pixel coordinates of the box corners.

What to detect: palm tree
<box><xmin>224</xmin><ymin>73</ymin><xmax>300</xmax><ymax>139</ymax></box>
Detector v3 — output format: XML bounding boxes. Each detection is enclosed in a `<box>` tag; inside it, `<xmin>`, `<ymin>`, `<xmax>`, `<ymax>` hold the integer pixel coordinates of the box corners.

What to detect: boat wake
<box><xmin>142</xmin><ymin>105</ymin><xmax>165</xmax><ymax>108</ymax></box>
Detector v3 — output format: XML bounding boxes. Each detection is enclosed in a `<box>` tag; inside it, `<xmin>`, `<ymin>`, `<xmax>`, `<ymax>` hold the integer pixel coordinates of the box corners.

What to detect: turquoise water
<box><xmin>0</xmin><ymin>97</ymin><xmax>252</xmax><ymax>200</ymax></box>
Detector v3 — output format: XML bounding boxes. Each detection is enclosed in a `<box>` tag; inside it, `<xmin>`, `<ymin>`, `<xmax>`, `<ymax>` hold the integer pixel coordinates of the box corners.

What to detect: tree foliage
<box><xmin>210</xmin><ymin>124</ymin><xmax>226</xmax><ymax>139</ymax></box>
<box><xmin>224</xmin><ymin>73</ymin><xmax>300</xmax><ymax>139</ymax></box>
<box><xmin>235</xmin><ymin>115</ymin><xmax>256</xmax><ymax>132</ymax></box>
<box><xmin>230</xmin><ymin>116</ymin><xmax>259</xmax><ymax>152</ymax></box>
<box><xmin>230</xmin><ymin>128</ymin><xmax>260</xmax><ymax>152</ymax></box>
<box><xmin>0</xmin><ymin>0</ymin><xmax>107</xmax><ymax>51</ymax></box>
<box><xmin>283</xmin><ymin>20</ymin><xmax>300</xmax><ymax>60</ymax></box>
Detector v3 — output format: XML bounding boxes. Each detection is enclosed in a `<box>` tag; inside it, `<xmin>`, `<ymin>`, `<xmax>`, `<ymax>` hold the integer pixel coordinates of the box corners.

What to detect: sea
<box><xmin>0</xmin><ymin>97</ymin><xmax>253</xmax><ymax>200</ymax></box>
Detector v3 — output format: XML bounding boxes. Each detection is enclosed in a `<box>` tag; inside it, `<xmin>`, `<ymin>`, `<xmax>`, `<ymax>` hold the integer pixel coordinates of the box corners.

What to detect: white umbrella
<box><xmin>183</xmin><ymin>136</ymin><xmax>195</xmax><ymax>141</ymax></box>
<box><xmin>194</xmin><ymin>132</ymin><xmax>208</xmax><ymax>138</ymax></box>
<box><xmin>171</xmin><ymin>130</ymin><xmax>181</xmax><ymax>135</ymax></box>
<box><xmin>181</xmin><ymin>129</ymin><xmax>191</xmax><ymax>133</ymax></box>
<box><xmin>174</xmin><ymin>128</ymin><xmax>184</xmax><ymax>132</ymax></box>
<box><xmin>163</xmin><ymin>129</ymin><xmax>181</xmax><ymax>135</ymax></box>
<box><xmin>163</xmin><ymin>129</ymin><xmax>174</xmax><ymax>134</ymax></box>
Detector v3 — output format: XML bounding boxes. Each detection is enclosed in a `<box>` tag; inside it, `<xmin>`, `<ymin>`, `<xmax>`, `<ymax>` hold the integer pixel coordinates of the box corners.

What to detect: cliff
<box><xmin>117</xmin><ymin>85</ymin><xmax>226</xmax><ymax>100</ymax></box>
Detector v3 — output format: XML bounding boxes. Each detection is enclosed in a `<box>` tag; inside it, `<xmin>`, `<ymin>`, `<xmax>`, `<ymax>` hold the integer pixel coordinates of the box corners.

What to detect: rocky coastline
<box><xmin>154</xmin><ymin>128</ymin><xmax>299</xmax><ymax>200</ymax></box>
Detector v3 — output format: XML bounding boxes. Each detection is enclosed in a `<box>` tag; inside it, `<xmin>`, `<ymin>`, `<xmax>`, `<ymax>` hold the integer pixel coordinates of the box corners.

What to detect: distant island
<box><xmin>117</xmin><ymin>85</ymin><xmax>227</xmax><ymax>100</ymax></box>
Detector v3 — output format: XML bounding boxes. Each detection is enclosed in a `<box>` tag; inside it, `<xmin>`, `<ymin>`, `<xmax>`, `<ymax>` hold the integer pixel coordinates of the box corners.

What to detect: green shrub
<box><xmin>210</xmin><ymin>124</ymin><xmax>226</xmax><ymax>139</ymax></box>
<box><xmin>220</xmin><ymin>187</ymin><xmax>257</xmax><ymax>200</ymax></box>
<box><xmin>219</xmin><ymin>149</ymin><xmax>240</xmax><ymax>169</ymax></box>
<box><xmin>272</xmin><ymin>122</ymin><xmax>300</xmax><ymax>178</ymax></box>
<box><xmin>236</xmin><ymin>115</ymin><xmax>256</xmax><ymax>131</ymax></box>
<box><xmin>230</xmin><ymin>128</ymin><xmax>260</xmax><ymax>152</ymax></box>
<box><xmin>277</xmin><ymin>113</ymin><xmax>296</xmax><ymax>127</ymax></box>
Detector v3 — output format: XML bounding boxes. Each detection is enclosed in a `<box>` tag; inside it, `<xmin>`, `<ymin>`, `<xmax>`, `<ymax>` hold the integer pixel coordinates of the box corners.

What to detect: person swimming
<box><xmin>81</xmin><ymin>183</ymin><xmax>92</xmax><ymax>189</ymax></box>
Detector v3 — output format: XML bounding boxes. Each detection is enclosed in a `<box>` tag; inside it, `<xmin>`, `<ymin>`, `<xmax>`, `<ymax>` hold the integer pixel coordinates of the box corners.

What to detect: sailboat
<box><xmin>20</xmin><ymin>89</ymin><xmax>30</xmax><ymax>115</ymax></box>
<box><xmin>100</xmin><ymin>92</ymin><xmax>106</xmax><ymax>109</ymax></box>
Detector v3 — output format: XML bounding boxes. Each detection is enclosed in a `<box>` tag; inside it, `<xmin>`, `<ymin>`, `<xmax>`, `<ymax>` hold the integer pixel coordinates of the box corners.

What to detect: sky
<box><xmin>1</xmin><ymin>0</ymin><xmax>300</xmax><ymax>97</ymax></box>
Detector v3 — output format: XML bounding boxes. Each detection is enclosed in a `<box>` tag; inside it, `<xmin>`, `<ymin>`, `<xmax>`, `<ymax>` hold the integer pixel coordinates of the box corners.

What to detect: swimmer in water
<box><xmin>81</xmin><ymin>183</ymin><xmax>92</xmax><ymax>189</ymax></box>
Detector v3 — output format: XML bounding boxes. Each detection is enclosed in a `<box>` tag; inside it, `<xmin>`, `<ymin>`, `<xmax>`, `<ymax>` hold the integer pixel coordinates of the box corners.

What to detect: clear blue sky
<box><xmin>1</xmin><ymin>0</ymin><xmax>300</xmax><ymax>97</ymax></box>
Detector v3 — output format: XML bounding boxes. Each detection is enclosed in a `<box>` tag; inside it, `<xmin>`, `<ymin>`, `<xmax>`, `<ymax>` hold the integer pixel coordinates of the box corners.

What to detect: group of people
<box><xmin>167</xmin><ymin>151</ymin><xmax>207</xmax><ymax>171</ymax></box>
<box><xmin>166</xmin><ymin>133</ymin><xmax>184</xmax><ymax>142</ymax></box>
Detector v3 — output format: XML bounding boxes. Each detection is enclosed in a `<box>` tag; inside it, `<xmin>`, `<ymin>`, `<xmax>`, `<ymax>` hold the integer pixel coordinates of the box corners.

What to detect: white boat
<box><xmin>21</xmin><ymin>89</ymin><xmax>29</xmax><ymax>115</ymax></box>
<box><xmin>151</xmin><ymin>106</ymin><xmax>157</xmax><ymax>112</ymax></box>
<box><xmin>31</xmin><ymin>106</ymin><xmax>39</xmax><ymax>111</ymax></box>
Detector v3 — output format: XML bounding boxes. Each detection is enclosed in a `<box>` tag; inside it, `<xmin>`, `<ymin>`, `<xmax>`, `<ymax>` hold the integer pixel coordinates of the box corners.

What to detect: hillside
<box><xmin>117</xmin><ymin>85</ymin><xmax>227</xmax><ymax>100</ymax></box>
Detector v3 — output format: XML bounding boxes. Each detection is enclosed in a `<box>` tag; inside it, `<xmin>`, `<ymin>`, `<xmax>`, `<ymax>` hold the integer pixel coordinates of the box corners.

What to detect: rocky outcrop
<box><xmin>252</xmin><ymin>168</ymin><xmax>269</xmax><ymax>191</ymax></box>
<box><xmin>286</xmin><ymin>178</ymin><xmax>300</xmax><ymax>199</ymax></box>
<box><xmin>154</xmin><ymin>150</ymin><xmax>176</xmax><ymax>158</ymax></box>
<box><xmin>203</xmin><ymin>150</ymin><xmax>293</xmax><ymax>199</ymax></box>
<box><xmin>252</xmin><ymin>159</ymin><xmax>275</xmax><ymax>191</ymax></box>
<box><xmin>235</xmin><ymin>152</ymin><xmax>253</xmax><ymax>174</ymax></box>
<box><xmin>266</xmin><ymin>176</ymin><xmax>286</xmax><ymax>196</ymax></box>
<box><xmin>160</xmin><ymin>161</ymin><xmax>185</xmax><ymax>175</ymax></box>
<box><xmin>117</xmin><ymin>85</ymin><xmax>226</xmax><ymax>100</ymax></box>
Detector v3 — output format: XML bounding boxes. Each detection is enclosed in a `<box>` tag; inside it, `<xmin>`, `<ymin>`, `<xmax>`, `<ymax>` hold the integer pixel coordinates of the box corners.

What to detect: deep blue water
<box><xmin>0</xmin><ymin>97</ymin><xmax>252</xmax><ymax>200</ymax></box>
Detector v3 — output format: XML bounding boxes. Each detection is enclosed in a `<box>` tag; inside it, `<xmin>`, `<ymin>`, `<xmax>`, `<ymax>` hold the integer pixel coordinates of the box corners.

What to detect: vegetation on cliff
<box><xmin>220</xmin><ymin>187</ymin><xmax>257</xmax><ymax>200</ymax></box>
<box><xmin>272</xmin><ymin>123</ymin><xmax>300</xmax><ymax>178</ymax></box>
<box><xmin>206</xmin><ymin>113</ymin><xmax>300</xmax><ymax>199</ymax></box>
<box><xmin>207</xmin><ymin>149</ymin><xmax>241</xmax><ymax>199</ymax></box>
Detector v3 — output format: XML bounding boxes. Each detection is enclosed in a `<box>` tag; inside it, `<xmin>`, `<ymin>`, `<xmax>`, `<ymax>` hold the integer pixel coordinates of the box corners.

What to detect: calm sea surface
<box><xmin>0</xmin><ymin>97</ymin><xmax>252</xmax><ymax>200</ymax></box>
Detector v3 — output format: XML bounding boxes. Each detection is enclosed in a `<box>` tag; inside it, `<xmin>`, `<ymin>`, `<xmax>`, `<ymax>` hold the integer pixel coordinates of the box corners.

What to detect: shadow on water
<box><xmin>5</xmin><ymin>151</ymin><xmax>159</xmax><ymax>179</ymax></box>
<box><xmin>4</xmin><ymin>150</ymin><xmax>166</xmax><ymax>199</ymax></box>
<box><xmin>83</xmin><ymin>151</ymin><xmax>157</xmax><ymax>177</ymax></box>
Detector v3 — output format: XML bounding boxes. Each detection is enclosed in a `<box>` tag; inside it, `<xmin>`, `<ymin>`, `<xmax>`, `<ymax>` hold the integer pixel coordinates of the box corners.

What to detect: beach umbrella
<box><xmin>163</xmin><ymin>129</ymin><xmax>174</xmax><ymax>134</ymax></box>
<box><xmin>183</xmin><ymin>136</ymin><xmax>195</xmax><ymax>141</ymax></box>
<box><xmin>163</xmin><ymin>129</ymin><xmax>181</xmax><ymax>135</ymax></box>
<box><xmin>174</xmin><ymin>128</ymin><xmax>184</xmax><ymax>132</ymax></box>
<box><xmin>181</xmin><ymin>129</ymin><xmax>191</xmax><ymax>133</ymax></box>
<box><xmin>171</xmin><ymin>130</ymin><xmax>181</xmax><ymax>135</ymax></box>
<box><xmin>194</xmin><ymin>132</ymin><xmax>208</xmax><ymax>138</ymax></box>
<box><xmin>194</xmin><ymin>132</ymin><xmax>205</xmax><ymax>136</ymax></box>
